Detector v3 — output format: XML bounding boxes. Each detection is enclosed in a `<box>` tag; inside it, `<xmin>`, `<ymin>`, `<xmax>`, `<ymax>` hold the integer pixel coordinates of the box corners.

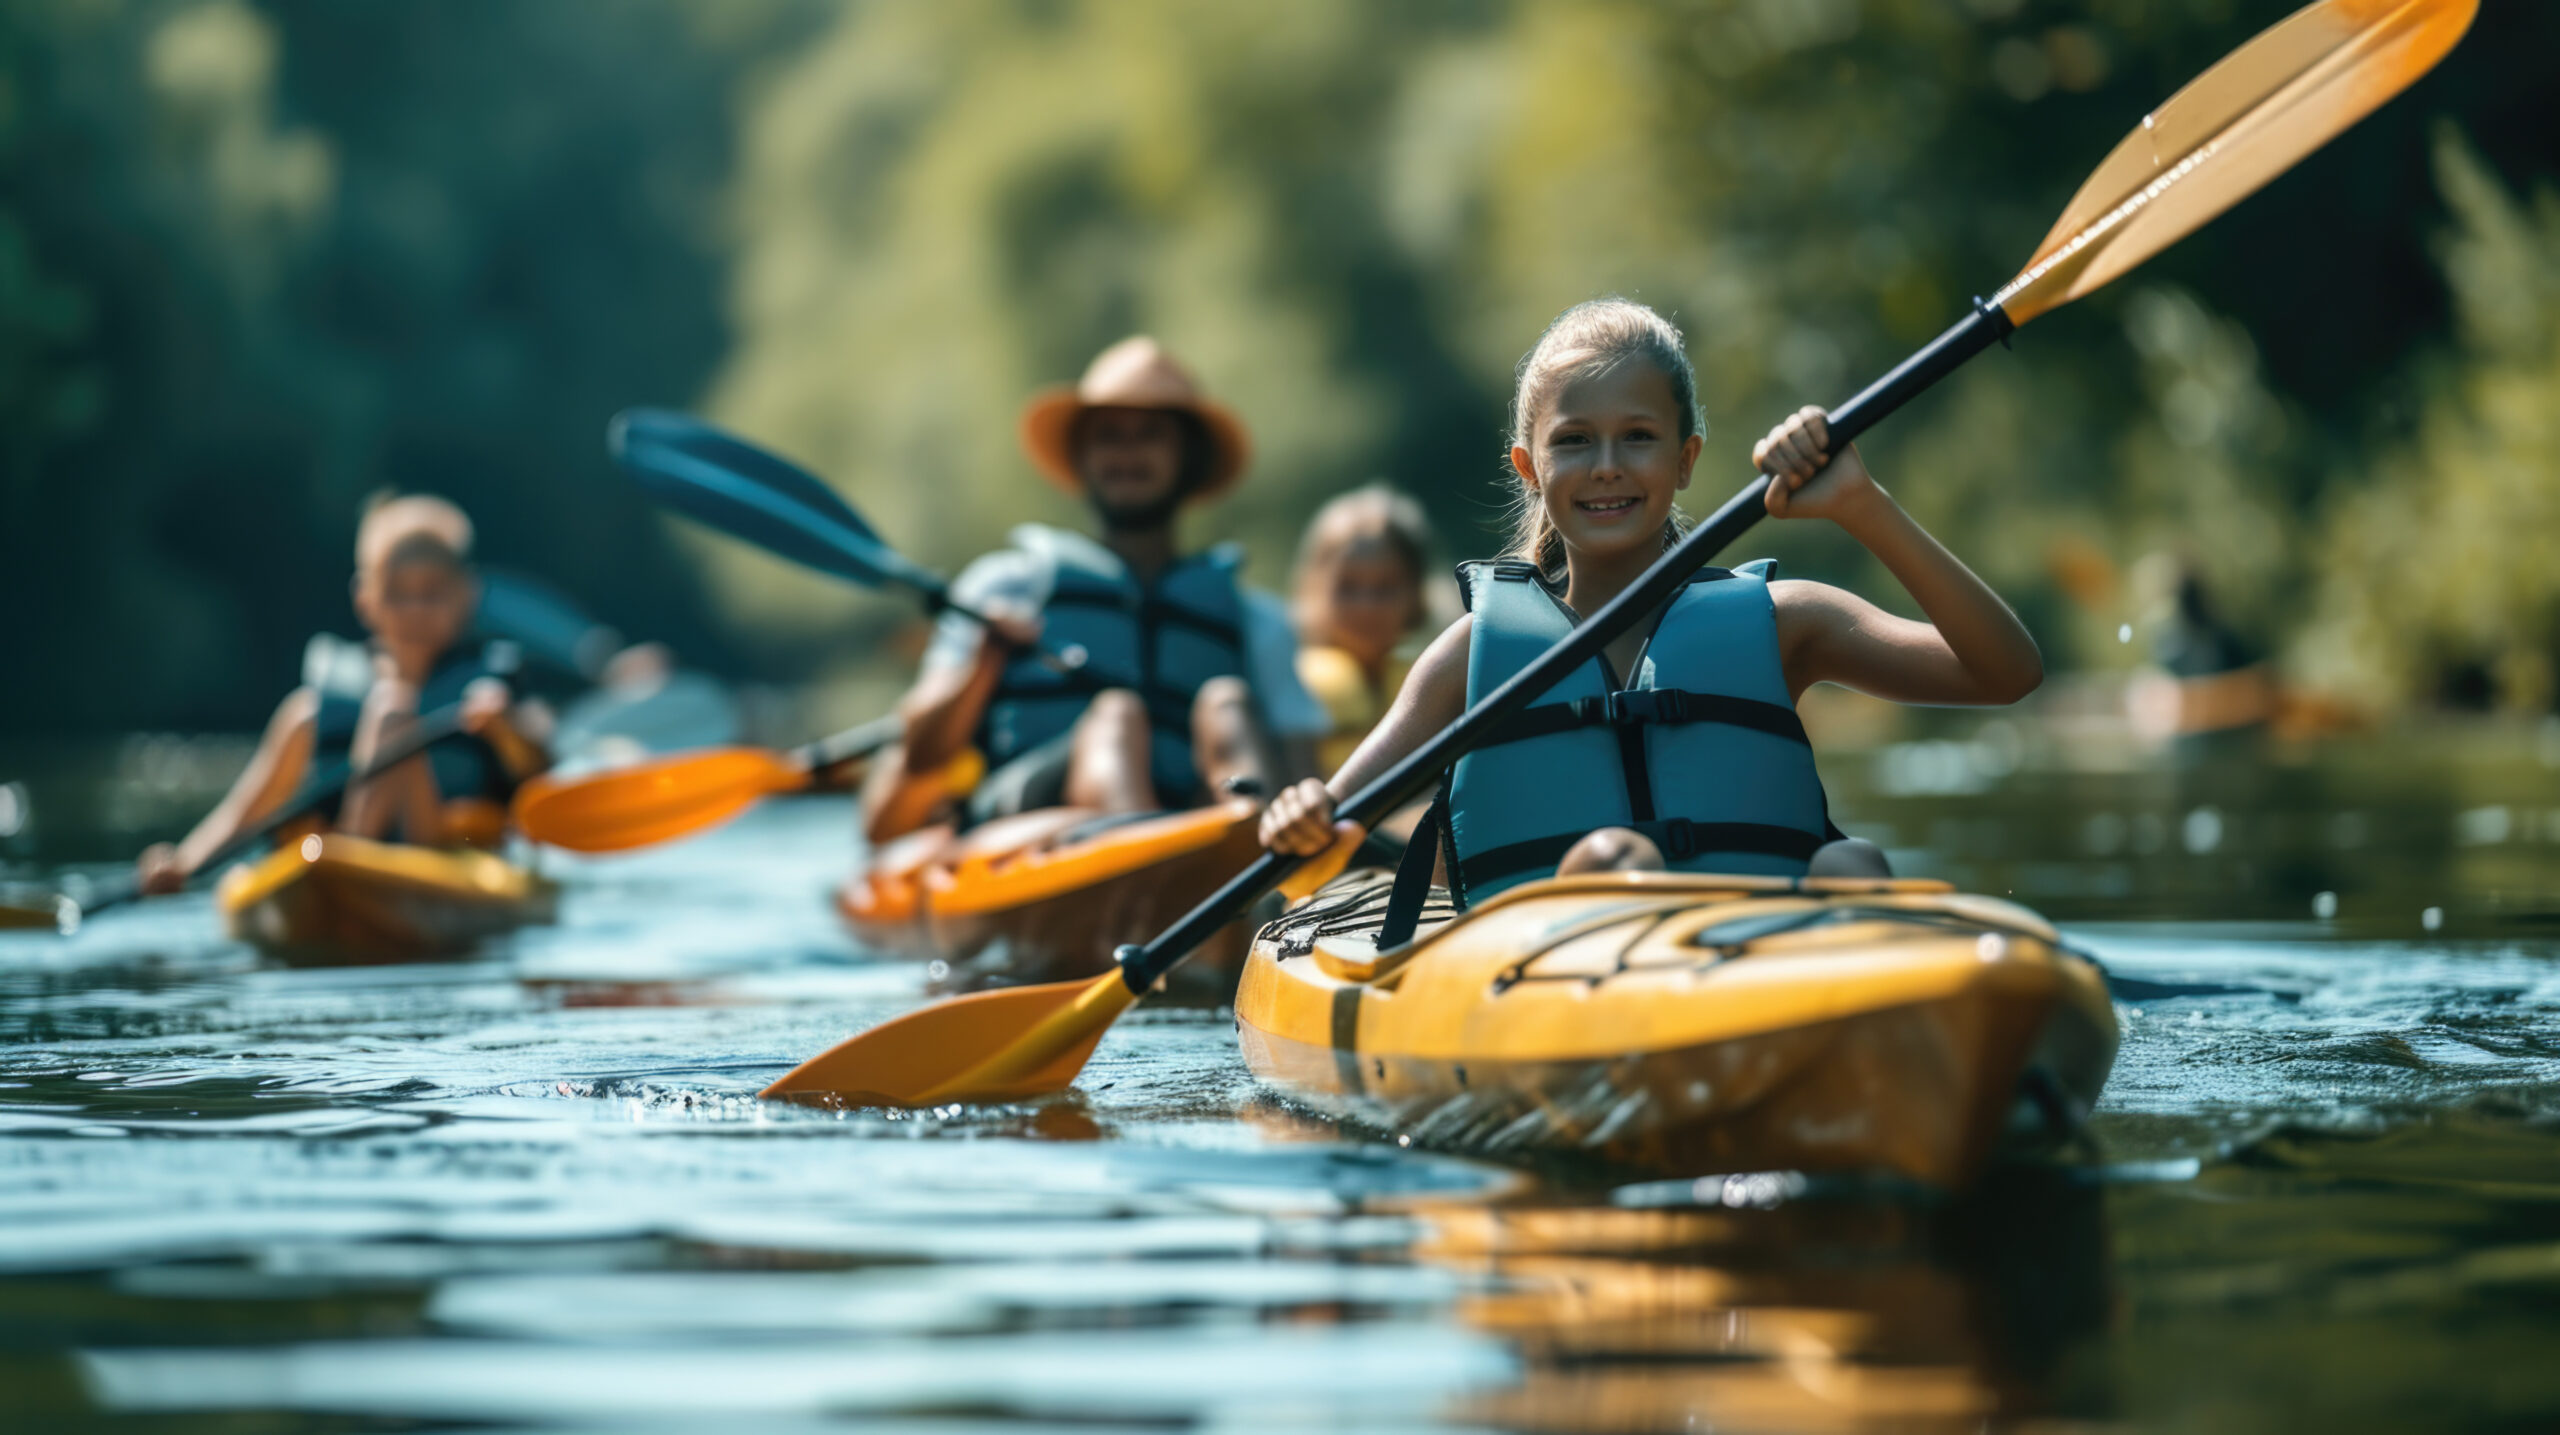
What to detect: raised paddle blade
<box><xmin>613</xmin><ymin>409</ymin><xmax>882</xmax><ymax>543</ymax></box>
<box><xmin>761</xmin><ymin>970</ymin><xmax>1137</xmax><ymax>1106</ymax></box>
<box><xmin>476</xmin><ymin>569</ymin><xmax>618</xmax><ymax>679</ymax></box>
<box><xmin>1996</xmin><ymin>0</ymin><xmax>2476</xmax><ymax>324</ymax></box>
<box><xmin>610</xmin><ymin>409</ymin><xmax>948</xmax><ymax>597</ymax></box>
<box><xmin>512</xmin><ymin>746</ymin><xmax>809</xmax><ymax>853</ymax></box>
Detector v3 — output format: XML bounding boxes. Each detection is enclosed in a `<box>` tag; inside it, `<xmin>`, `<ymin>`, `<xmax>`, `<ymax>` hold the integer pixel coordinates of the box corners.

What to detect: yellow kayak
<box><xmin>840</xmin><ymin>800</ymin><xmax>1264</xmax><ymax>986</ymax></box>
<box><xmin>1238</xmin><ymin>871</ymin><xmax>2116</xmax><ymax>1189</ymax></box>
<box><xmin>217</xmin><ymin>833</ymin><xmax>558</xmax><ymax>966</ymax></box>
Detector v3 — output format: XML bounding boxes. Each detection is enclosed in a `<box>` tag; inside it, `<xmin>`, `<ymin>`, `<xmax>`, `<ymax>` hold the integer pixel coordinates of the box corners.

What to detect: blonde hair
<box><xmin>356</xmin><ymin>491</ymin><xmax>474</xmax><ymax>572</ymax></box>
<box><xmin>1290</xmin><ymin>483</ymin><xmax>1434</xmax><ymax>640</ymax></box>
<box><xmin>1505</xmin><ymin>298</ymin><xmax>1703</xmax><ymax>578</ymax></box>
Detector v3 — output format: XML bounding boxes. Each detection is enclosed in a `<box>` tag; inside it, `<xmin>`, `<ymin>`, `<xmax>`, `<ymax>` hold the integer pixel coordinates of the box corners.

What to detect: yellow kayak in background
<box><xmin>1238</xmin><ymin>871</ymin><xmax>2116</xmax><ymax>1189</ymax></box>
<box><xmin>217</xmin><ymin>833</ymin><xmax>558</xmax><ymax>966</ymax></box>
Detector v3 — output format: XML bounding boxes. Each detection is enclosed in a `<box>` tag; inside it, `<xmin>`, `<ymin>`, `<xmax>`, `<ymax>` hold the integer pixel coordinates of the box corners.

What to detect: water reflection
<box><xmin>1427</xmin><ymin>1174</ymin><xmax>2113</xmax><ymax>1433</ymax></box>
<box><xmin>4</xmin><ymin>740</ymin><xmax>2560</xmax><ymax>1430</ymax></box>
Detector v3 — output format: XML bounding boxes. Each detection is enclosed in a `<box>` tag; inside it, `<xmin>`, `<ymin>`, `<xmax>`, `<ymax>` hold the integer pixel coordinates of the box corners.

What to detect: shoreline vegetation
<box><xmin>1</xmin><ymin>1</ymin><xmax>2555</xmax><ymax>734</ymax></box>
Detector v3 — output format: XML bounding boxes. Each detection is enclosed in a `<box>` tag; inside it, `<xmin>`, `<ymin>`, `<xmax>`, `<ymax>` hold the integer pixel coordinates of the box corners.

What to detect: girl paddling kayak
<box><xmin>1259</xmin><ymin>298</ymin><xmax>2043</xmax><ymax>897</ymax></box>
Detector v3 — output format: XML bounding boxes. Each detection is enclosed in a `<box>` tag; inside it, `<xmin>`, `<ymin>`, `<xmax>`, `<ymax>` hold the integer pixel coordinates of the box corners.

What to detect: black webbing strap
<box><xmin>1476</xmin><ymin>688</ymin><xmax>1812</xmax><ymax>751</ymax></box>
<box><xmin>1613</xmin><ymin>721</ymin><xmax>1656</xmax><ymax>825</ymax></box>
<box><xmin>1455</xmin><ymin>818</ymin><xmax>1825</xmax><ymax>895</ymax></box>
<box><xmin>1376</xmin><ymin>791</ymin><xmax>1447</xmax><ymax>950</ymax></box>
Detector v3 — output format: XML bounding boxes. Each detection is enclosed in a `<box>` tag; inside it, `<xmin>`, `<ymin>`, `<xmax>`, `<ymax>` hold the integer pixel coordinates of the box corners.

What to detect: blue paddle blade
<box><xmin>613</xmin><ymin>409</ymin><xmax>881</xmax><ymax>544</ymax></box>
<box><xmin>609</xmin><ymin>409</ymin><xmax>946</xmax><ymax>598</ymax></box>
<box><xmin>477</xmin><ymin>569</ymin><xmax>616</xmax><ymax>678</ymax></box>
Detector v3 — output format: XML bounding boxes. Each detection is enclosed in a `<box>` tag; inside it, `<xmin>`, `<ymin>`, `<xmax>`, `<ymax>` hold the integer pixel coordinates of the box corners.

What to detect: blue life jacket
<box><xmin>309</xmin><ymin>638</ymin><xmax>523</xmax><ymax>819</ymax></box>
<box><xmin>978</xmin><ymin>525</ymin><xmax>1249</xmax><ymax>803</ymax></box>
<box><xmin>1444</xmin><ymin>558</ymin><xmax>1835</xmax><ymax>904</ymax></box>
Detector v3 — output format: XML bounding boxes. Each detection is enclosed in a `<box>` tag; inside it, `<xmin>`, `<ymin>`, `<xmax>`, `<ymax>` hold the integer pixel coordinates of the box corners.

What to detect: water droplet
<box><xmin>2118</xmin><ymin>623</ymin><xmax>2133</xmax><ymax>644</ymax></box>
<box><xmin>2181</xmin><ymin>806</ymin><xmax>2223</xmax><ymax>855</ymax></box>
<box><xmin>2312</xmin><ymin>891</ymin><xmax>2338</xmax><ymax>920</ymax></box>
<box><xmin>1976</xmin><ymin>933</ymin><xmax>2008</xmax><ymax>962</ymax></box>
<box><xmin>2422</xmin><ymin>907</ymin><xmax>2444</xmax><ymax>932</ymax></box>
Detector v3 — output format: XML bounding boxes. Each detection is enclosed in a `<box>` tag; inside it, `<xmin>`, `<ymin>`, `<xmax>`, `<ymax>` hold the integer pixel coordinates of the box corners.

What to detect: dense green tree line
<box><xmin>3</xmin><ymin>0</ymin><xmax>2555</xmax><ymax>733</ymax></box>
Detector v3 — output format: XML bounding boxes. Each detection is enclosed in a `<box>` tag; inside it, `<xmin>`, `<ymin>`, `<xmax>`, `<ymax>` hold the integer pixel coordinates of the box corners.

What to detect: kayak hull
<box><xmin>1238</xmin><ymin>872</ymin><xmax>2116</xmax><ymax>1189</ymax></box>
<box><xmin>217</xmin><ymin>833</ymin><xmax>558</xmax><ymax>966</ymax></box>
<box><xmin>840</xmin><ymin>802</ymin><xmax>1263</xmax><ymax>987</ymax></box>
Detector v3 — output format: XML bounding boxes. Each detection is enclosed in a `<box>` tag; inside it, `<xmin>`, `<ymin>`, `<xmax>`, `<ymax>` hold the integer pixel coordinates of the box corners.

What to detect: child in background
<box><xmin>134</xmin><ymin>495</ymin><xmax>551</xmax><ymax>894</ymax></box>
<box><xmin>1260</xmin><ymin>298</ymin><xmax>2042</xmax><ymax>900</ymax></box>
<box><xmin>1289</xmin><ymin>484</ymin><xmax>1435</xmax><ymax>776</ymax></box>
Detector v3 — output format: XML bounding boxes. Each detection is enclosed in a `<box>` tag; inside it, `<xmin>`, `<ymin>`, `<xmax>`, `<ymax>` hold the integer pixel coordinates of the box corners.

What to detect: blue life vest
<box><xmin>1443</xmin><ymin>558</ymin><xmax>1835</xmax><ymax>904</ymax></box>
<box><xmin>309</xmin><ymin>638</ymin><xmax>523</xmax><ymax>818</ymax></box>
<box><xmin>978</xmin><ymin>525</ymin><xmax>1249</xmax><ymax>803</ymax></box>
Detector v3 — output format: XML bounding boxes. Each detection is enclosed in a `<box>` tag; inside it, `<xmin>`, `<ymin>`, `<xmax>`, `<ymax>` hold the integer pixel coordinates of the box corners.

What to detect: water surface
<box><xmin>5</xmin><ymin>738</ymin><xmax>2560</xmax><ymax>1431</ymax></box>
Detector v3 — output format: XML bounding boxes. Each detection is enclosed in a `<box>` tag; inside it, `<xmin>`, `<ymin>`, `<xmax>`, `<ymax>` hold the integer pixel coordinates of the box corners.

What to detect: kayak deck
<box><xmin>217</xmin><ymin>833</ymin><xmax>559</xmax><ymax>966</ymax></box>
<box><xmin>840</xmin><ymin>801</ymin><xmax>1264</xmax><ymax>987</ymax></box>
<box><xmin>1238</xmin><ymin>871</ymin><xmax>2117</xmax><ymax>1189</ymax></box>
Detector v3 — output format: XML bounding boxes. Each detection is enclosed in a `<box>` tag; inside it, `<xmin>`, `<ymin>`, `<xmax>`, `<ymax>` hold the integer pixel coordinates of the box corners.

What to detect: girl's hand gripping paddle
<box><xmin>759</xmin><ymin>0</ymin><xmax>2477</xmax><ymax>1107</ymax></box>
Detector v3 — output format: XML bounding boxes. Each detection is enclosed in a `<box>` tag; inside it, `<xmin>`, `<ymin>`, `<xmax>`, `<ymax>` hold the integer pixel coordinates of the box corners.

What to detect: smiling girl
<box><xmin>1259</xmin><ymin>298</ymin><xmax>2042</xmax><ymax>900</ymax></box>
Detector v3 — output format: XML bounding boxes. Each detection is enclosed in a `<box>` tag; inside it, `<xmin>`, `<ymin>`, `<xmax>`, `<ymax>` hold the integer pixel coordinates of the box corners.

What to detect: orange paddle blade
<box><xmin>1996</xmin><ymin>0</ymin><xmax>2476</xmax><ymax>325</ymax></box>
<box><xmin>761</xmin><ymin>969</ymin><xmax>1137</xmax><ymax>1106</ymax></box>
<box><xmin>512</xmin><ymin>746</ymin><xmax>810</xmax><ymax>853</ymax></box>
<box><xmin>0</xmin><ymin>897</ymin><xmax>66</xmax><ymax>931</ymax></box>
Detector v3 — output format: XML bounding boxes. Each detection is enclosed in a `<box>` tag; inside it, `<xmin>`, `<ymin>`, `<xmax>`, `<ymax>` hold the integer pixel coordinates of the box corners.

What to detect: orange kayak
<box><xmin>1239</xmin><ymin>870</ymin><xmax>2116</xmax><ymax>1189</ymax></box>
<box><xmin>840</xmin><ymin>800</ymin><xmax>1265</xmax><ymax>987</ymax></box>
<box><xmin>217</xmin><ymin>833</ymin><xmax>559</xmax><ymax>966</ymax></box>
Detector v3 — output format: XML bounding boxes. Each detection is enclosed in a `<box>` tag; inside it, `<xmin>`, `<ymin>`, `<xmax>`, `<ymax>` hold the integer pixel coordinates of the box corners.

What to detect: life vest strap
<box><xmin>1480</xmin><ymin>688</ymin><xmax>1812</xmax><ymax>750</ymax></box>
<box><xmin>1376</xmin><ymin>789</ymin><xmax>1449</xmax><ymax>951</ymax></box>
<box><xmin>1456</xmin><ymin>819</ymin><xmax>1825</xmax><ymax>895</ymax></box>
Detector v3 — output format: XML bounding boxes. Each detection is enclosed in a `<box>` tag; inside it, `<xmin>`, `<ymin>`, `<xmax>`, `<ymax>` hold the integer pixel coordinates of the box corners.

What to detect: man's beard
<box><xmin>1087</xmin><ymin>485</ymin><xmax>1186</xmax><ymax>535</ymax></box>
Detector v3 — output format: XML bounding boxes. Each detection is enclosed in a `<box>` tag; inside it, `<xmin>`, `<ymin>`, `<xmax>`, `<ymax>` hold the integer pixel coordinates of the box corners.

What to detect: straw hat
<box><xmin>1018</xmin><ymin>336</ymin><xmax>1252</xmax><ymax>503</ymax></box>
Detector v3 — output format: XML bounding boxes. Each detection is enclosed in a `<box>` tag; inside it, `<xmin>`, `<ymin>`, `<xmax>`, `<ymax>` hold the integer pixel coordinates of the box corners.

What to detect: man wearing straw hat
<box><xmin>865</xmin><ymin>336</ymin><xmax>1326</xmax><ymax>841</ymax></box>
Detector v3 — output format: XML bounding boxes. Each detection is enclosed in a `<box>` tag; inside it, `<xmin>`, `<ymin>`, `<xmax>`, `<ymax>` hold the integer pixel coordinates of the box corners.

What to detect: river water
<box><xmin>5</xmin><ymin>730</ymin><xmax>2560</xmax><ymax>1431</ymax></box>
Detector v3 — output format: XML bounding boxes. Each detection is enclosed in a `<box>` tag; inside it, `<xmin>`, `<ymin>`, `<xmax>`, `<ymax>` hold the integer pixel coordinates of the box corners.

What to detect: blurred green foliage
<box><xmin>1</xmin><ymin>0</ymin><xmax>2554</xmax><ymax>732</ymax></box>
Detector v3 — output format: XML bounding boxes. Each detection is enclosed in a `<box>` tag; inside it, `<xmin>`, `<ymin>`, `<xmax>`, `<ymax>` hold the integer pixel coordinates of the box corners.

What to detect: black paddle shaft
<box><xmin>1114</xmin><ymin>299</ymin><xmax>2015</xmax><ymax>993</ymax></box>
<box><xmin>793</xmin><ymin>713</ymin><xmax>906</xmax><ymax>771</ymax></box>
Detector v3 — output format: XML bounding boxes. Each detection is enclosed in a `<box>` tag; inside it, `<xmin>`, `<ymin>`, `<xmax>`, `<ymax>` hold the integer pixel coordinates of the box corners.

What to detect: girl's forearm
<box><xmin>1321</xmin><ymin>636</ymin><xmax>1471</xmax><ymax>811</ymax></box>
<box><xmin>1834</xmin><ymin>485</ymin><xmax>2043</xmax><ymax>702</ymax></box>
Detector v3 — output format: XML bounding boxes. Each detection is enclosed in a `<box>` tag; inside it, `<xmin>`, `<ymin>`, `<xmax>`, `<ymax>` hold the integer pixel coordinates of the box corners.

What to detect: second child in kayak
<box><xmin>134</xmin><ymin>495</ymin><xmax>552</xmax><ymax>894</ymax></box>
<box><xmin>864</xmin><ymin>337</ymin><xmax>1326</xmax><ymax>842</ymax></box>
<box><xmin>1288</xmin><ymin>483</ymin><xmax>1436</xmax><ymax>777</ymax></box>
<box><xmin>1260</xmin><ymin>298</ymin><xmax>2043</xmax><ymax>899</ymax></box>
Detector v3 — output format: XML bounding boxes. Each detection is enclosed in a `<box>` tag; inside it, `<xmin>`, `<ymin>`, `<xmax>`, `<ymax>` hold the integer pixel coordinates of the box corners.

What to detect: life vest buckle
<box><xmin>1605</xmin><ymin>689</ymin><xmax>1688</xmax><ymax>727</ymax></box>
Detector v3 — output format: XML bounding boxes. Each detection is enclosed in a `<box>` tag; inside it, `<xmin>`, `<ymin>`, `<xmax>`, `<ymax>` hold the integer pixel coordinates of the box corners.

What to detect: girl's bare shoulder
<box><xmin>1765</xmin><ymin>578</ymin><xmax>1876</xmax><ymax>659</ymax></box>
<box><xmin>1766</xmin><ymin>577</ymin><xmax>1858</xmax><ymax>622</ymax></box>
<box><xmin>1392</xmin><ymin>613</ymin><xmax>1474</xmax><ymax>707</ymax></box>
<box><xmin>1409</xmin><ymin>611</ymin><xmax>1472</xmax><ymax>670</ymax></box>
